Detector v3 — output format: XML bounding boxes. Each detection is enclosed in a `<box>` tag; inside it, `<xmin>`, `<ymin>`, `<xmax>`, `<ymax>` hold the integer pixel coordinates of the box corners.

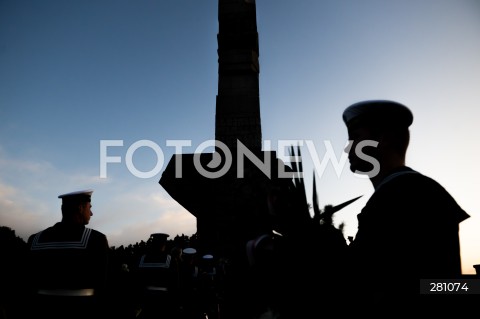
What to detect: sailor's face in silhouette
<box><xmin>345</xmin><ymin>123</ymin><xmax>381</xmax><ymax>175</ymax></box>
<box><xmin>79</xmin><ymin>202</ymin><xmax>93</xmax><ymax>225</ymax></box>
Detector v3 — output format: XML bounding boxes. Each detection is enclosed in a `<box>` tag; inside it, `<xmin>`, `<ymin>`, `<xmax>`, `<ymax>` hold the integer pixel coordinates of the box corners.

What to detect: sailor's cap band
<box><xmin>183</xmin><ymin>247</ymin><xmax>197</xmax><ymax>255</ymax></box>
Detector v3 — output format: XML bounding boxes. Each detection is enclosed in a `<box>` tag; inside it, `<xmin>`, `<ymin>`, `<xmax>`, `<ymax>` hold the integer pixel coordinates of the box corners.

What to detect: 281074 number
<box><xmin>420</xmin><ymin>279</ymin><xmax>480</xmax><ymax>294</ymax></box>
<box><xmin>429</xmin><ymin>282</ymin><xmax>468</xmax><ymax>292</ymax></box>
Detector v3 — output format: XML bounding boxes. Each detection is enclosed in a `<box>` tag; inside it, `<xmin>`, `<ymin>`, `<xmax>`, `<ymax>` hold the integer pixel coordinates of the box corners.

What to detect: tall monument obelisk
<box><xmin>215</xmin><ymin>0</ymin><xmax>262</xmax><ymax>153</ymax></box>
<box><xmin>160</xmin><ymin>0</ymin><xmax>284</xmax><ymax>259</ymax></box>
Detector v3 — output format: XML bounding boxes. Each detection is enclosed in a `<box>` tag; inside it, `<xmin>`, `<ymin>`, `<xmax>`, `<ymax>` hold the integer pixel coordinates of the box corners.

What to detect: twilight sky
<box><xmin>1</xmin><ymin>0</ymin><xmax>479</xmax><ymax>274</ymax></box>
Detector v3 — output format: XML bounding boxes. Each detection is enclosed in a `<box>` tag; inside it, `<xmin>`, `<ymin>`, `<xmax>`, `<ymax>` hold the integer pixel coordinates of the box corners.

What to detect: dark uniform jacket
<box><xmin>347</xmin><ymin>166</ymin><xmax>469</xmax><ymax>310</ymax></box>
<box><xmin>136</xmin><ymin>251</ymin><xmax>177</xmax><ymax>291</ymax></box>
<box><xmin>134</xmin><ymin>251</ymin><xmax>180</xmax><ymax>319</ymax></box>
<box><xmin>27</xmin><ymin>222</ymin><xmax>109</xmax><ymax>293</ymax></box>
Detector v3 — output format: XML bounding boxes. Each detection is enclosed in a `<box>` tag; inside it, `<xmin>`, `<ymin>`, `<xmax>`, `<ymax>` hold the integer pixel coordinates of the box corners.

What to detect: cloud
<box><xmin>0</xmin><ymin>180</ymin><xmax>52</xmax><ymax>241</ymax></box>
<box><xmin>95</xmin><ymin>186</ymin><xmax>196</xmax><ymax>247</ymax></box>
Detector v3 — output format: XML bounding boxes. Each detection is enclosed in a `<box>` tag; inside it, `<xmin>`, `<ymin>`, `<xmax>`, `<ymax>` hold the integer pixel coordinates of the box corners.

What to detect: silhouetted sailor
<box><xmin>198</xmin><ymin>254</ymin><xmax>221</xmax><ymax>319</ymax></box>
<box><xmin>26</xmin><ymin>189</ymin><xmax>109</xmax><ymax>319</ymax></box>
<box><xmin>135</xmin><ymin>233</ymin><xmax>179</xmax><ymax>319</ymax></box>
<box><xmin>342</xmin><ymin>100</ymin><xmax>470</xmax><ymax>314</ymax></box>
<box><xmin>178</xmin><ymin>247</ymin><xmax>204</xmax><ymax>319</ymax></box>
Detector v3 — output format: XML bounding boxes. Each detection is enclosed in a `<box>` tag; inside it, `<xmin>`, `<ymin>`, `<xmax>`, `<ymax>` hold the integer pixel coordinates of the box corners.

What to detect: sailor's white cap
<box><xmin>58</xmin><ymin>189</ymin><xmax>93</xmax><ymax>202</ymax></box>
<box><xmin>342</xmin><ymin>100</ymin><xmax>413</xmax><ymax>128</ymax></box>
<box><xmin>202</xmin><ymin>254</ymin><xmax>214</xmax><ymax>259</ymax></box>
<box><xmin>183</xmin><ymin>247</ymin><xmax>197</xmax><ymax>255</ymax></box>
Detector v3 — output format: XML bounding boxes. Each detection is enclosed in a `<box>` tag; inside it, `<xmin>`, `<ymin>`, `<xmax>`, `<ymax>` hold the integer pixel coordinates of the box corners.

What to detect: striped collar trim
<box><xmin>30</xmin><ymin>228</ymin><xmax>92</xmax><ymax>250</ymax></box>
<box><xmin>139</xmin><ymin>254</ymin><xmax>172</xmax><ymax>268</ymax></box>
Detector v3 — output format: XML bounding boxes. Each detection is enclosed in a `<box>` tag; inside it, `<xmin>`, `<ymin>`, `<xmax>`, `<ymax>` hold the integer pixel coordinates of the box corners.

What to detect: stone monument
<box><xmin>159</xmin><ymin>0</ymin><xmax>288</xmax><ymax>262</ymax></box>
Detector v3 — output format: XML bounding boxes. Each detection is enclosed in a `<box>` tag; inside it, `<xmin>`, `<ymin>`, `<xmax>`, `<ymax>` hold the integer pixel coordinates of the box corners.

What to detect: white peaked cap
<box><xmin>58</xmin><ymin>189</ymin><xmax>93</xmax><ymax>203</ymax></box>
<box><xmin>183</xmin><ymin>247</ymin><xmax>197</xmax><ymax>255</ymax></box>
<box><xmin>58</xmin><ymin>189</ymin><xmax>94</xmax><ymax>198</ymax></box>
<box><xmin>342</xmin><ymin>100</ymin><xmax>413</xmax><ymax>128</ymax></box>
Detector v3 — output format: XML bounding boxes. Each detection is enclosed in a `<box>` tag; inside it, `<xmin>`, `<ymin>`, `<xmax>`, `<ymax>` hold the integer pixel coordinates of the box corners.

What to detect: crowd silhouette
<box><xmin>1</xmin><ymin>226</ymin><xmax>227</xmax><ymax>319</ymax></box>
